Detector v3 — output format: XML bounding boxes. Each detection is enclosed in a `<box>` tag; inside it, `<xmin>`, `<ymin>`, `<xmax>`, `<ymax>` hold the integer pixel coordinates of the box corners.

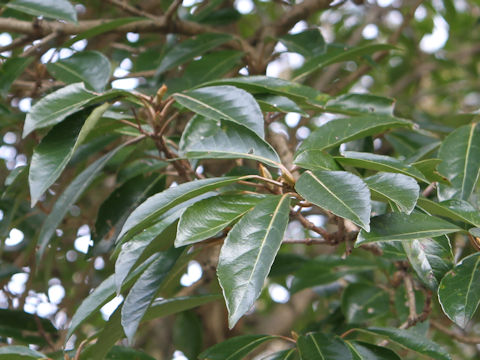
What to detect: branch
<box><xmin>105</xmin><ymin>0</ymin><xmax>159</xmax><ymax>20</ymax></box>
<box><xmin>283</xmin><ymin>237</ymin><xmax>329</xmax><ymax>245</ymax></box>
<box><xmin>431</xmin><ymin>320</ymin><xmax>480</xmax><ymax>344</ymax></box>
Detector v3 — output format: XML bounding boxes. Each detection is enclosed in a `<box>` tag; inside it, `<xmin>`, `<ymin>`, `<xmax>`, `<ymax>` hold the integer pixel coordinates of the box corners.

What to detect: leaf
<box><xmin>0</xmin><ymin>309</ymin><xmax>57</xmax><ymax>345</ymax></box>
<box><xmin>261</xmin><ymin>349</ymin><xmax>299</xmax><ymax>360</ymax></box>
<box><xmin>438</xmin><ymin>122</ymin><xmax>480</xmax><ymax>201</ymax></box>
<box><xmin>297</xmin><ymin>332</ymin><xmax>353</xmax><ymax>360</ymax></box>
<box><xmin>295</xmin><ymin>115</ymin><xmax>412</xmax><ymax>157</ymax></box>
<box><xmin>345</xmin><ymin>341</ymin><xmax>401</xmax><ymax>360</ymax></box>
<box><xmin>0</xmin><ymin>57</ymin><xmax>33</xmax><ymax>98</ymax></box>
<box><xmin>403</xmin><ymin>238</ymin><xmax>453</xmax><ymax>290</ymax></box>
<box><xmin>279</xmin><ymin>29</ymin><xmax>326</xmax><ymax>58</ymax></box>
<box><xmin>176</xmin><ymin>193</ymin><xmax>266</xmax><ymax>246</ymax></box>
<box><xmin>355</xmin><ymin>213</ymin><xmax>461</xmax><ymax>246</ymax></box>
<box><xmin>336</xmin><ymin>151</ymin><xmax>429</xmax><ymax>183</ymax></box>
<box><xmin>29</xmin><ymin>104</ymin><xmax>110</xmax><ymax>206</ymax></box>
<box><xmin>416</xmin><ymin>198</ymin><xmax>480</xmax><ymax>227</ymax></box>
<box><xmin>295</xmin><ymin>170</ymin><xmax>371</xmax><ymax>231</ymax></box>
<box><xmin>156</xmin><ymin>33</ymin><xmax>232</xmax><ymax>75</ymax></box>
<box><xmin>325</xmin><ymin>93</ymin><xmax>395</xmax><ymax>116</ymax></box>
<box><xmin>341</xmin><ymin>283</ymin><xmax>390</xmax><ymax>323</ymax></box>
<box><xmin>293</xmin><ymin>149</ymin><xmax>340</xmax><ymax>171</ymax></box>
<box><xmin>37</xmin><ymin>143</ymin><xmax>124</xmax><ymax>260</ymax></box>
<box><xmin>46</xmin><ymin>51</ymin><xmax>111</xmax><ymax>92</ymax></box>
<box><xmin>173</xmin><ymin>311</ymin><xmax>203</xmax><ymax>360</ymax></box>
<box><xmin>23</xmin><ymin>83</ymin><xmax>97</xmax><ymax>137</ymax></box>
<box><xmin>6</xmin><ymin>0</ymin><xmax>77</xmax><ymax>23</ymax></box>
<box><xmin>184</xmin><ymin>120</ymin><xmax>281</xmax><ymax>167</ymax></box>
<box><xmin>438</xmin><ymin>253</ymin><xmax>480</xmax><ymax>328</ymax></box>
<box><xmin>174</xmin><ymin>85</ymin><xmax>265</xmax><ymax>137</ymax></box>
<box><xmin>364</xmin><ymin>173</ymin><xmax>419</xmax><ymax>214</ymax></box>
<box><xmin>121</xmin><ymin>247</ymin><xmax>183</xmax><ymax>343</ymax></box>
<box><xmin>412</xmin><ymin>158</ymin><xmax>450</xmax><ymax>184</ymax></box>
<box><xmin>293</xmin><ymin>43</ymin><xmax>396</xmax><ymax>80</ymax></box>
<box><xmin>179</xmin><ymin>114</ymin><xmax>220</xmax><ymax>153</ymax></box>
<box><xmin>0</xmin><ymin>345</ymin><xmax>47</xmax><ymax>359</ymax></box>
<box><xmin>217</xmin><ymin>195</ymin><xmax>291</xmax><ymax>328</ymax></box>
<box><xmin>199</xmin><ymin>334</ymin><xmax>276</xmax><ymax>360</ymax></box>
<box><xmin>117</xmin><ymin>176</ymin><xmax>249</xmax><ymax>244</ymax></box>
<box><xmin>256</xmin><ymin>94</ymin><xmax>307</xmax><ymax>115</ymax></box>
<box><xmin>360</xmin><ymin>327</ymin><xmax>451</xmax><ymax>360</ymax></box>
<box><xmin>105</xmin><ymin>346</ymin><xmax>155</xmax><ymax>360</ymax></box>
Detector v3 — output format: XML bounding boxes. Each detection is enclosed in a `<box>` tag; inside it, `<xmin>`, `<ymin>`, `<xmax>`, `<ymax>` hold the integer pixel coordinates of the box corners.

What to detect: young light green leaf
<box><xmin>0</xmin><ymin>345</ymin><xmax>47</xmax><ymax>360</ymax></box>
<box><xmin>438</xmin><ymin>253</ymin><xmax>480</xmax><ymax>328</ymax></box>
<box><xmin>364</xmin><ymin>173</ymin><xmax>419</xmax><ymax>214</ymax></box>
<box><xmin>6</xmin><ymin>0</ymin><xmax>77</xmax><ymax>23</ymax></box>
<box><xmin>297</xmin><ymin>332</ymin><xmax>352</xmax><ymax>360</ymax></box>
<box><xmin>184</xmin><ymin>120</ymin><xmax>281</xmax><ymax>167</ymax></box>
<box><xmin>355</xmin><ymin>213</ymin><xmax>461</xmax><ymax>246</ymax></box>
<box><xmin>293</xmin><ymin>149</ymin><xmax>340</xmax><ymax>171</ymax></box>
<box><xmin>217</xmin><ymin>195</ymin><xmax>291</xmax><ymax>328</ymax></box>
<box><xmin>29</xmin><ymin>103</ymin><xmax>110</xmax><ymax>206</ymax></box>
<box><xmin>37</xmin><ymin>143</ymin><xmax>124</xmax><ymax>260</ymax></box>
<box><xmin>341</xmin><ymin>284</ymin><xmax>389</xmax><ymax>323</ymax></box>
<box><xmin>417</xmin><ymin>198</ymin><xmax>480</xmax><ymax>227</ymax></box>
<box><xmin>336</xmin><ymin>151</ymin><xmax>429</xmax><ymax>183</ymax></box>
<box><xmin>174</xmin><ymin>85</ymin><xmax>265</xmax><ymax>137</ymax></box>
<box><xmin>360</xmin><ymin>327</ymin><xmax>451</xmax><ymax>360</ymax></box>
<box><xmin>121</xmin><ymin>247</ymin><xmax>183</xmax><ymax>343</ymax></box>
<box><xmin>325</xmin><ymin>93</ymin><xmax>395</xmax><ymax>116</ymax></box>
<box><xmin>117</xmin><ymin>176</ymin><xmax>249</xmax><ymax>244</ymax></box>
<box><xmin>46</xmin><ymin>51</ymin><xmax>111</xmax><ymax>92</ymax></box>
<box><xmin>156</xmin><ymin>33</ymin><xmax>232</xmax><ymax>75</ymax></box>
<box><xmin>438</xmin><ymin>122</ymin><xmax>480</xmax><ymax>201</ymax></box>
<box><xmin>176</xmin><ymin>193</ymin><xmax>266</xmax><ymax>247</ymax></box>
<box><xmin>345</xmin><ymin>341</ymin><xmax>401</xmax><ymax>360</ymax></box>
<box><xmin>295</xmin><ymin>170</ymin><xmax>371</xmax><ymax>231</ymax></box>
<box><xmin>23</xmin><ymin>83</ymin><xmax>97</xmax><ymax>137</ymax></box>
<box><xmin>295</xmin><ymin>115</ymin><xmax>412</xmax><ymax>158</ymax></box>
<box><xmin>0</xmin><ymin>57</ymin><xmax>33</xmax><ymax>98</ymax></box>
<box><xmin>199</xmin><ymin>335</ymin><xmax>277</xmax><ymax>360</ymax></box>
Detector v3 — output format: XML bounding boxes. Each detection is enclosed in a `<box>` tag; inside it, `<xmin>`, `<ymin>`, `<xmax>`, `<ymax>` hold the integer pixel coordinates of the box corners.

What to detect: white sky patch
<box><xmin>3</xmin><ymin>132</ymin><xmax>17</xmax><ymax>144</ymax></box>
<box><xmin>362</xmin><ymin>24</ymin><xmax>378</xmax><ymax>40</ymax></box>
<box><xmin>8</xmin><ymin>273</ymin><xmax>28</xmax><ymax>295</ymax></box>
<box><xmin>18</xmin><ymin>98</ymin><xmax>32</xmax><ymax>112</ymax></box>
<box><xmin>377</xmin><ymin>0</ymin><xmax>394</xmax><ymax>6</ymax></box>
<box><xmin>5</xmin><ymin>228</ymin><xmax>24</xmax><ymax>247</ymax></box>
<box><xmin>127</xmin><ymin>32</ymin><xmax>139</xmax><ymax>43</ymax></box>
<box><xmin>94</xmin><ymin>257</ymin><xmax>105</xmax><ymax>270</ymax></box>
<box><xmin>0</xmin><ymin>210</ymin><xmax>3</xmax><ymax>221</ymax></box>
<box><xmin>71</xmin><ymin>39</ymin><xmax>87</xmax><ymax>51</ymax></box>
<box><xmin>48</xmin><ymin>284</ymin><xmax>65</xmax><ymax>305</ymax></box>
<box><xmin>40</xmin><ymin>48</ymin><xmax>58</xmax><ymax>64</ymax></box>
<box><xmin>285</xmin><ymin>113</ymin><xmax>301</xmax><ymax>127</ymax></box>
<box><xmin>59</xmin><ymin>48</ymin><xmax>74</xmax><ymax>59</ymax></box>
<box><xmin>37</xmin><ymin>302</ymin><xmax>57</xmax><ymax>317</ymax></box>
<box><xmin>180</xmin><ymin>261</ymin><xmax>202</xmax><ymax>287</ymax></box>
<box><xmin>420</xmin><ymin>15</ymin><xmax>449</xmax><ymax>53</ymax></box>
<box><xmin>182</xmin><ymin>0</ymin><xmax>201</xmax><ymax>6</ymax></box>
<box><xmin>0</xmin><ymin>33</ymin><xmax>12</xmax><ymax>47</ymax></box>
<box><xmin>112</xmin><ymin>78</ymin><xmax>139</xmax><ymax>90</ymax></box>
<box><xmin>296</xmin><ymin>126</ymin><xmax>310</xmax><ymax>140</ymax></box>
<box><xmin>113</xmin><ymin>66</ymin><xmax>129</xmax><ymax>77</ymax></box>
<box><xmin>100</xmin><ymin>295</ymin><xmax>123</xmax><ymax>320</ymax></box>
<box><xmin>120</xmin><ymin>58</ymin><xmax>133</xmax><ymax>70</ymax></box>
<box><xmin>172</xmin><ymin>350</ymin><xmax>189</xmax><ymax>360</ymax></box>
<box><xmin>385</xmin><ymin>10</ymin><xmax>403</xmax><ymax>28</ymax></box>
<box><xmin>268</xmin><ymin>284</ymin><xmax>290</xmax><ymax>304</ymax></box>
<box><xmin>75</xmin><ymin>224</ymin><xmax>92</xmax><ymax>254</ymax></box>
<box><xmin>235</xmin><ymin>0</ymin><xmax>254</xmax><ymax>14</ymax></box>
<box><xmin>414</xmin><ymin>5</ymin><xmax>427</xmax><ymax>21</ymax></box>
<box><xmin>0</xmin><ymin>145</ymin><xmax>17</xmax><ymax>161</ymax></box>
<box><xmin>289</xmin><ymin>21</ymin><xmax>307</xmax><ymax>34</ymax></box>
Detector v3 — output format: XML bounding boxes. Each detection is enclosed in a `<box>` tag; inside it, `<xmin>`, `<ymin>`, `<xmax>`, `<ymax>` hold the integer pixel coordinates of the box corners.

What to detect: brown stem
<box><xmin>431</xmin><ymin>320</ymin><xmax>480</xmax><ymax>344</ymax></box>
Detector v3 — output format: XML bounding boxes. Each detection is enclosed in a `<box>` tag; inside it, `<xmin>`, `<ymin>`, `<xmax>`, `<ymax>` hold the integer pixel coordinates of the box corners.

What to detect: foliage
<box><xmin>1</xmin><ymin>0</ymin><xmax>480</xmax><ymax>359</ymax></box>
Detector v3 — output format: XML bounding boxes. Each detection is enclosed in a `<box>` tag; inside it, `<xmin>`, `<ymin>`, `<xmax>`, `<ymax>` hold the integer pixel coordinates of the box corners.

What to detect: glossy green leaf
<box><xmin>184</xmin><ymin>120</ymin><xmax>281</xmax><ymax>167</ymax></box>
<box><xmin>261</xmin><ymin>349</ymin><xmax>299</xmax><ymax>360</ymax></box>
<box><xmin>341</xmin><ymin>284</ymin><xmax>389</xmax><ymax>323</ymax></box>
<box><xmin>156</xmin><ymin>33</ymin><xmax>232</xmax><ymax>75</ymax></box>
<box><xmin>121</xmin><ymin>247</ymin><xmax>183</xmax><ymax>343</ymax></box>
<box><xmin>173</xmin><ymin>311</ymin><xmax>203</xmax><ymax>360</ymax></box>
<box><xmin>295</xmin><ymin>115</ymin><xmax>411</xmax><ymax>157</ymax></box>
<box><xmin>6</xmin><ymin>0</ymin><xmax>77</xmax><ymax>23</ymax></box>
<box><xmin>29</xmin><ymin>104</ymin><xmax>109</xmax><ymax>206</ymax></box>
<box><xmin>0</xmin><ymin>309</ymin><xmax>57</xmax><ymax>345</ymax></box>
<box><xmin>360</xmin><ymin>327</ymin><xmax>451</xmax><ymax>360</ymax></box>
<box><xmin>23</xmin><ymin>83</ymin><xmax>97</xmax><ymax>137</ymax></box>
<box><xmin>364</xmin><ymin>173</ymin><xmax>419</xmax><ymax>214</ymax></box>
<box><xmin>199</xmin><ymin>334</ymin><xmax>276</xmax><ymax>360</ymax></box>
<box><xmin>438</xmin><ymin>253</ymin><xmax>480</xmax><ymax>328</ymax></box>
<box><xmin>336</xmin><ymin>151</ymin><xmax>429</xmax><ymax>183</ymax></box>
<box><xmin>0</xmin><ymin>57</ymin><xmax>33</xmax><ymax>97</ymax></box>
<box><xmin>0</xmin><ymin>345</ymin><xmax>47</xmax><ymax>359</ymax></box>
<box><xmin>297</xmin><ymin>332</ymin><xmax>352</xmax><ymax>360</ymax></box>
<box><xmin>416</xmin><ymin>198</ymin><xmax>480</xmax><ymax>227</ymax></box>
<box><xmin>345</xmin><ymin>341</ymin><xmax>401</xmax><ymax>360</ymax></box>
<box><xmin>46</xmin><ymin>51</ymin><xmax>111</xmax><ymax>92</ymax></box>
<box><xmin>412</xmin><ymin>158</ymin><xmax>450</xmax><ymax>184</ymax></box>
<box><xmin>325</xmin><ymin>93</ymin><xmax>395</xmax><ymax>116</ymax></box>
<box><xmin>438</xmin><ymin>122</ymin><xmax>480</xmax><ymax>201</ymax></box>
<box><xmin>176</xmin><ymin>193</ymin><xmax>265</xmax><ymax>246</ymax></box>
<box><xmin>293</xmin><ymin>43</ymin><xmax>395</xmax><ymax>80</ymax></box>
<box><xmin>279</xmin><ymin>29</ymin><xmax>325</xmax><ymax>58</ymax></box>
<box><xmin>105</xmin><ymin>346</ymin><xmax>155</xmax><ymax>360</ymax></box>
<box><xmin>179</xmin><ymin>114</ymin><xmax>219</xmax><ymax>153</ymax></box>
<box><xmin>256</xmin><ymin>94</ymin><xmax>307</xmax><ymax>115</ymax></box>
<box><xmin>404</xmin><ymin>238</ymin><xmax>453</xmax><ymax>290</ymax></box>
<box><xmin>356</xmin><ymin>213</ymin><xmax>461</xmax><ymax>246</ymax></box>
<box><xmin>293</xmin><ymin>149</ymin><xmax>340</xmax><ymax>171</ymax></box>
<box><xmin>295</xmin><ymin>170</ymin><xmax>371</xmax><ymax>231</ymax></box>
<box><xmin>37</xmin><ymin>143</ymin><xmax>125</xmax><ymax>260</ymax></box>
<box><xmin>174</xmin><ymin>85</ymin><xmax>264</xmax><ymax>137</ymax></box>
<box><xmin>217</xmin><ymin>195</ymin><xmax>290</xmax><ymax>328</ymax></box>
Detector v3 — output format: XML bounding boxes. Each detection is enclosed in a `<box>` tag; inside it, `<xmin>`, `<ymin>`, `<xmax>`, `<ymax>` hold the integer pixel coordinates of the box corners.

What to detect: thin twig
<box><xmin>431</xmin><ymin>320</ymin><xmax>480</xmax><ymax>344</ymax></box>
<box><xmin>105</xmin><ymin>0</ymin><xmax>159</xmax><ymax>20</ymax></box>
<box><xmin>283</xmin><ymin>238</ymin><xmax>329</xmax><ymax>245</ymax></box>
<box><xmin>165</xmin><ymin>0</ymin><xmax>183</xmax><ymax>20</ymax></box>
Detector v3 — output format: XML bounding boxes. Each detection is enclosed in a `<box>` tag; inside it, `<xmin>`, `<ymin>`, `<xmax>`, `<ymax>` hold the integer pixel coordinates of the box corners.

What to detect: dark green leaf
<box><xmin>325</xmin><ymin>93</ymin><xmax>395</xmax><ymax>116</ymax></box>
<box><xmin>345</xmin><ymin>341</ymin><xmax>401</xmax><ymax>360</ymax></box>
<box><xmin>341</xmin><ymin>284</ymin><xmax>389</xmax><ymax>323</ymax></box>
<box><xmin>199</xmin><ymin>334</ymin><xmax>276</xmax><ymax>360</ymax></box>
<box><xmin>416</xmin><ymin>198</ymin><xmax>480</xmax><ymax>227</ymax></box>
<box><xmin>0</xmin><ymin>57</ymin><xmax>33</xmax><ymax>97</ymax></box>
<box><xmin>174</xmin><ymin>85</ymin><xmax>264</xmax><ymax>137</ymax></box>
<box><xmin>6</xmin><ymin>0</ymin><xmax>77</xmax><ymax>23</ymax></box>
<box><xmin>293</xmin><ymin>149</ymin><xmax>340</xmax><ymax>171</ymax></box>
<box><xmin>0</xmin><ymin>345</ymin><xmax>47</xmax><ymax>359</ymax></box>
<box><xmin>297</xmin><ymin>332</ymin><xmax>352</xmax><ymax>360</ymax></box>
<box><xmin>217</xmin><ymin>195</ymin><xmax>291</xmax><ymax>328</ymax></box>
<box><xmin>364</xmin><ymin>173</ymin><xmax>419</xmax><ymax>214</ymax></box>
<box><xmin>412</xmin><ymin>158</ymin><xmax>450</xmax><ymax>184</ymax></box>
<box><xmin>46</xmin><ymin>51</ymin><xmax>111</xmax><ymax>92</ymax></box>
<box><xmin>256</xmin><ymin>94</ymin><xmax>307</xmax><ymax>115</ymax></box>
<box><xmin>179</xmin><ymin>114</ymin><xmax>219</xmax><ymax>153</ymax></box>
<box><xmin>355</xmin><ymin>213</ymin><xmax>461</xmax><ymax>246</ymax></box>
<box><xmin>173</xmin><ymin>311</ymin><xmax>203</xmax><ymax>360</ymax></box>
<box><xmin>438</xmin><ymin>253</ymin><xmax>480</xmax><ymax>328</ymax></box>
<box><xmin>261</xmin><ymin>349</ymin><xmax>299</xmax><ymax>360</ymax></box>
<box><xmin>105</xmin><ymin>346</ymin><xmax>155</xmax><ymax>360</ymax></box>
<box><xmin>295</xmin><ymin>170</ymin><xmax>371</xmax><ymax>231</ymax></box>
<box><xmin>279</xmin><ymin>29</ymin><xmax>325</xmax><ymax>58</ymax></box>
<box><xmin>438</xmin><ymin>122</ymin><xmax>480</xmax><ymax>201</ymax></box>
